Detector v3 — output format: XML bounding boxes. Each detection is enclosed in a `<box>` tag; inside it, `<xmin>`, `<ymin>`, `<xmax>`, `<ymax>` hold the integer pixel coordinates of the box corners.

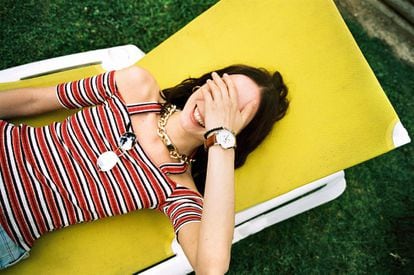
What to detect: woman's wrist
<box><xmin>203</xmin><ymin>127</ymin><xmax>235</xmax><ymax>139</ymax></box>
<box><xmin>207</xmin><ymin>144</ymin><xmax>235</xmax><ymax>158</ymax></box>
<box><xmin>203</xmin><ymin>127</ymin><xmax>237</xmax><ymax>151</ymax></box>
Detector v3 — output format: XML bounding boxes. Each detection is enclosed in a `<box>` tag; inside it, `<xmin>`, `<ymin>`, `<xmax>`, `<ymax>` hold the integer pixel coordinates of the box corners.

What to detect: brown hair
<box><xmin>161</xmin><ymin>64</ymin><xmax>289</xmax><ymax>194</ymax></box>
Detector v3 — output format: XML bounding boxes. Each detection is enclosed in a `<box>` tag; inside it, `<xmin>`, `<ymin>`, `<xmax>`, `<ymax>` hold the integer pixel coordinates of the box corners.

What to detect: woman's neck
<box><xmin>165</xmin><ymin>111</ymin><xmax>203</xmax><ymax>158</ymax></box>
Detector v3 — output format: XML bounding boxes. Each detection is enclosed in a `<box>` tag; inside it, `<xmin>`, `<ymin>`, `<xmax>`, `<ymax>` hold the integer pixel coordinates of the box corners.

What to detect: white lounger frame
<box><xmin>1</xmin><ymin>45</ymin><xmax>410</xmax><ymax>275</ymax></box>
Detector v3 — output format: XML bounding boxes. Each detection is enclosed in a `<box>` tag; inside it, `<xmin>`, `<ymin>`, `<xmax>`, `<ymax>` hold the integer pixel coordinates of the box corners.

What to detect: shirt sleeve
<box><xmin>56</xmin><ymin>71</ymin><xmax>119</xmax><ymax>109</ymax></box>
<box><xmin>161</xmin><ymin>186</ymin><xmax>204</xmax><ymax>235</ymax></box>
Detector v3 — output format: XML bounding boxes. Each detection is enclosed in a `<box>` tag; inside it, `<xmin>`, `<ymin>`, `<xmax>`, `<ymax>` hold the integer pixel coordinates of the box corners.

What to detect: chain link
<box><xmin>157</xmin><ymin>104</ymin><xmax>194</xmax><ymax>165</ymax></box>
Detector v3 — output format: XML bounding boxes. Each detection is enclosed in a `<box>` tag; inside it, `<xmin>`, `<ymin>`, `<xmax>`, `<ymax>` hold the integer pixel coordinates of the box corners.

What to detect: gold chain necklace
<box><xmin>157</xmin><ymin>104</ymin><xmax>194</xmax><ymax>165</ymax></box>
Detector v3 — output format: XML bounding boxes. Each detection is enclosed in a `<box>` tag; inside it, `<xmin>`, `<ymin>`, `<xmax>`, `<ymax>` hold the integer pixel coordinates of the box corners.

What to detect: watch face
<box><xmin>217</xmin><ymin>130</ymin><xmax>236</xmax><ymax>149</ymax></box>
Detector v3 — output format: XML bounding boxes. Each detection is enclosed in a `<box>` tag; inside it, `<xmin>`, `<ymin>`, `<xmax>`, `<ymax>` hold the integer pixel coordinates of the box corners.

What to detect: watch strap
<box><xmin>204</xmin><ymin>127</ymin><xmax>236</xmax><ymax>139</ymax></box>
<box><xmin>203</xmin><ymin>129</ymin><xmax>237</xmax><ymax>151</ymax></box>
<box><xmin>204</xmin><ymin>134</ymin><xmax>217</xmax><ymax>150</ymax></box>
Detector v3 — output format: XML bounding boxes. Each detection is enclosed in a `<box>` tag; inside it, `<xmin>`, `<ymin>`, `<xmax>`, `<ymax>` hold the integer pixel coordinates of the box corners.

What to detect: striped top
<box><xmin>0</xmin><ymin>71</ymin><xmax>203</xmax><ymax>251</ymax></box>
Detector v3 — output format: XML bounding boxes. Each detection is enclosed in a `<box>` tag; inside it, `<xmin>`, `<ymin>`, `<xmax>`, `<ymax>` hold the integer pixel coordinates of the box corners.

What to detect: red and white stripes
<box><xmin>0</xmin><ymin>71</ymin><xmax>203</xmax><ymax>251</ymax></box>
<box><xmin>161</xmin><ymin>186</ymin><xmax>204</xmax><ymax>234</ymax></box>
<box><xmin>56</xmin><ymin>72</ymin><xmax>117</xmax><ymax>109</ymax></box>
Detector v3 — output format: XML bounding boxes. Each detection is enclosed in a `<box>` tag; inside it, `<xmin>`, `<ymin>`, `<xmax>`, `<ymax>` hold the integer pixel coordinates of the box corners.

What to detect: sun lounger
<box><xmin>0</xmin><ymin>0</ymin><xmax>410</xmax><ymax>274</ymax></box>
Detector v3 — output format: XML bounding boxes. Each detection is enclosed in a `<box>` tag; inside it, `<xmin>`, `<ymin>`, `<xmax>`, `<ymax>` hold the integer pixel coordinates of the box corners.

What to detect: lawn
<box><xmin>1</xmin><ymin>1</ymin><xmax>413</xmax><ymax>274</ymax></box>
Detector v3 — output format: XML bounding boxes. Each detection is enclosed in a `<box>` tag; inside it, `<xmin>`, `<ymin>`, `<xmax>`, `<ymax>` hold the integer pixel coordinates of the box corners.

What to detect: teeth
<box><xmin>194</xmin><ymin>107</ymin><xmax>205</xmax><ymax>127</ymax></box>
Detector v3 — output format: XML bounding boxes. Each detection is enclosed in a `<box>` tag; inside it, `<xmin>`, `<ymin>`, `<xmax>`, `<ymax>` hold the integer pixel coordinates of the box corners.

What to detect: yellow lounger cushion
<box><xmin>0</xmin><ymin>0</ymin><xmax>403</xmax><ymax>274</ymax></box>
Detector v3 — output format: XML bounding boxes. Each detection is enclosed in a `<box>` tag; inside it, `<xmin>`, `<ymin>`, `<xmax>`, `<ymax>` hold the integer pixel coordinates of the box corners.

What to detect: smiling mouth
<box><xmin>193</xmin><ymin>105</ymin><xmax>205</xmax><ymax>127</ymax></box>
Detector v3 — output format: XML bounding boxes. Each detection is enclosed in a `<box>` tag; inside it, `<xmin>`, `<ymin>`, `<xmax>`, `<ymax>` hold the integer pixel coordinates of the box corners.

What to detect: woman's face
<box><xmin>180</xmin><ymin>74</ymin><xmax>261</xmax><ymax>139</ymax></box>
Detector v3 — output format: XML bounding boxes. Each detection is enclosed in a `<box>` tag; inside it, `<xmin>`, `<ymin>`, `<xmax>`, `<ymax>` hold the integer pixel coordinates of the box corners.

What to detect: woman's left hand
<box><xmin>201</xmin><ymin>72</ymin><xmax>255</xmax><ymax>134</ymax></box>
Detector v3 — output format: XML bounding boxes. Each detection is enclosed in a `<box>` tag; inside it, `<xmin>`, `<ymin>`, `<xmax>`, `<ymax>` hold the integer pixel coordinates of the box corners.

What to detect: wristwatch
<box><xmin>204</xmin><ymin>128</ymin><xmax>237</xmax><ymax>150</ymax></box>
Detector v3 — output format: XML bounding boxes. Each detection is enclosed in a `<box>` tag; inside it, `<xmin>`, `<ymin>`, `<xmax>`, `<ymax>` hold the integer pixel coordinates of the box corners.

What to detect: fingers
<box><xmin>240</xmin><ymin>100</ymin><xmax>257</xmax><ymax>124</ymax></box>
<box><xmin>203</xmin><ymin>72</ymin><xmax>245</xmax><ymax>132</ymax></box>
<box><xmin>208</xmin><ymin>72</ymin><xmax>237</xmax><ymax>105</ymax></box>
<box><xmin>201</xmin><ymin>72</ymin><xmax>257</xmax><ymax>134</ymax></box>
<box><xmin>204</xmin><ymin>73</ymin><xmax>227</xmax><ymax>113</ymax></box>
<box><xmin>222</xmin><ymin>73</ymin><xmax>238</xmax><ymax>107</ymax></box>
<box><xmin>211</xmin><ymin>72</ymin><xmax>229</xmax><ymax>97</ymax></box>
<box><xmin>206</xmin><ymin>79</ymin><xmax>221</xmax><ymax>101</ymax></box>
<box><xmin>207</xmin><ymin>72</ymin><xmax>227</xmax><ymax>101</ymax></box>
<box><xmin>202</xmin><ymin>84</ymin><xmax>213</xmax><ymax>105</ymax></box>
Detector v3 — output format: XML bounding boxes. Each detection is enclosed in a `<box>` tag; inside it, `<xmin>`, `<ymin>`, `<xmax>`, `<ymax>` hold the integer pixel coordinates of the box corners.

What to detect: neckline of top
<box><xmin>121</xmin><ymin>101</ymin><xmax>190</xmax><ymax>175</ymax></box>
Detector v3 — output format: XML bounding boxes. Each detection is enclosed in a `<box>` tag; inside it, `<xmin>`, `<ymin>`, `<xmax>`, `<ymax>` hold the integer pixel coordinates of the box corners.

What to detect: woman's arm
<box><xmin>178</xmin><ymin>73</ymin><xmax>256</xmax><ymax>274</ymax></box>
<box><xmin>0</xmin><ymin>65</ymin><xmax>159</xmax><ymax>119</ymax></box>
<box><xmin>178</xmin><ymin>146</ymin><xmax>235</xmax><ymax>274</ymax></box>
<box><xmin>0</xmin><ymin>86</ymin><xmax>61</xmax><ymax>119</ymax></box>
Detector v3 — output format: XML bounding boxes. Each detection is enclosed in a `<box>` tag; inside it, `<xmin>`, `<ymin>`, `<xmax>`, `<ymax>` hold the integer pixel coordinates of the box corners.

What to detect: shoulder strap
<box><xmin>127</xmin><ymin>102</ymin><xmax>162</xmax><ymax>115</ymax></box>
<box><xmin>159</xmin><ymin>162</ymin><xmax>188</xmax><ymax>175</ymax></box>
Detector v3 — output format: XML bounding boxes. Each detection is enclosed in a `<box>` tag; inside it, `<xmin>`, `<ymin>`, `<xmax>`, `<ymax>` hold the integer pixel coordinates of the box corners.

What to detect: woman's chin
<box><xmin>187</xmin><ymin>108</ymin><xmax>206</xmax><ymax>129</ymax></box>
<box><xmin>180</xmin><ymin>114</ymin><xmax>203</xmax><ymax>136</ymax></box>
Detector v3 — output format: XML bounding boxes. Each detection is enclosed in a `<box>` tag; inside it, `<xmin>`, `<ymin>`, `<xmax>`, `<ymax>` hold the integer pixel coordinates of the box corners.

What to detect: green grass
<box><xmin>0</xmin><ymin>0</ymin><xmax>217</xmax><ymax>69</ymax></box>
<box><xmin>1</xmin><ymin>1</ymin><xmax>413</xmax><ymax>274</ymax></box>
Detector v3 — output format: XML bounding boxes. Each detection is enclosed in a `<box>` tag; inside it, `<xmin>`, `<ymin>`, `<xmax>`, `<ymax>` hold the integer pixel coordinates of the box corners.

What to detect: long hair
<box><xmin>161</xmin><ymin>64</ymin><xmax>289</xmax><ymax>194</ymax></box>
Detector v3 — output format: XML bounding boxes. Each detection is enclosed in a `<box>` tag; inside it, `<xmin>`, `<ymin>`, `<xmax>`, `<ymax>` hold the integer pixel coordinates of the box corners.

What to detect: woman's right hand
<box><xmin>201</xmin><ymin>72</ymin><xmax>255</xmax><ymax>135</ymax></box>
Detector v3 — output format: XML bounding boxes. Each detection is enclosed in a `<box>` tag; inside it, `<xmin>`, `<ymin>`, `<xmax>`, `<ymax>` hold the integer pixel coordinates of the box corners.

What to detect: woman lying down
<box><xmin>0</xmin><ymin>64</ymin><xmax>288</xmax><ymax>273</ymax></box>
